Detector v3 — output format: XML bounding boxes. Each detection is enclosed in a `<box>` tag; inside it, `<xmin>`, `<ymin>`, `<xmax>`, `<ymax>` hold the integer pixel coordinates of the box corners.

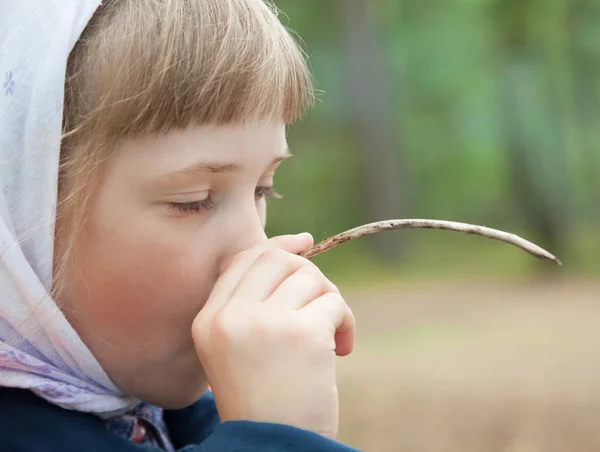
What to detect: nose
<box><xmin>218</xmin><ymin>205</ymin><xmax>267</xmax><ymax>274</ymax></box>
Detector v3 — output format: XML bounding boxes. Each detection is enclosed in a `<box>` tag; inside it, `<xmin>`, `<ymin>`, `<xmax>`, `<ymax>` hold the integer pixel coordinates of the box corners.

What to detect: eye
<box><xmin>255</xmin><ymin>186</ymin><xmax>281</xmax><ymax>202</ymax></box>
<box><xmin>169</xmin><ymin>196</ymin><xmax>215</xmax><ymax>214</ymax></box>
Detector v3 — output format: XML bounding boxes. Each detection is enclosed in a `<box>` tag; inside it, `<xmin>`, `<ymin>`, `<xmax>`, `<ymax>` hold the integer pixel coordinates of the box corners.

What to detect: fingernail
<box><xmin>297</xmin><ymin>232</ymin><xmax>313</xmax><ymax>240</ymax></box>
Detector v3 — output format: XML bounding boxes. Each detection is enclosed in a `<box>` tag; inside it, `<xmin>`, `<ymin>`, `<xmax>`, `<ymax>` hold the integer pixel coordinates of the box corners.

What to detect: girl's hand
<box><xmin>192</xmin><ymin>233</ymin><xmax>355</xmax><ymax>440</ymax></box>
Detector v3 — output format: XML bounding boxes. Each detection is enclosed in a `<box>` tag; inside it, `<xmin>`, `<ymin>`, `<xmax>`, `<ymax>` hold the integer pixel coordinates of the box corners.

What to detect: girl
<box><xmin>0</xmin><ymin>1</ymin><xmax>359</xmax><ymax>450</ymax></box>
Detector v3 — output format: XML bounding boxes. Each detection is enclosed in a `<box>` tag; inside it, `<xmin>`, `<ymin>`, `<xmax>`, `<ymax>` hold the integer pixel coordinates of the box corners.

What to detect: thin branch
<box><xmin>301</xmin><ymin>219</ymin><xmax>561</xmax><ymax>265</ymax></box>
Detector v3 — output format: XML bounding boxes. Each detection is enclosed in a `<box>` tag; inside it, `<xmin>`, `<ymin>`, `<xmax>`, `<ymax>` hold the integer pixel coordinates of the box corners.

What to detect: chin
<box><xmin>140</xmin><ymin>378</ymin><xmax>211</xmax><ymax>410</ymax></box>
<box><xmin>127</xmin><ymin>351</ymin><xmax>211</xmax><ymax>409</ymax></box>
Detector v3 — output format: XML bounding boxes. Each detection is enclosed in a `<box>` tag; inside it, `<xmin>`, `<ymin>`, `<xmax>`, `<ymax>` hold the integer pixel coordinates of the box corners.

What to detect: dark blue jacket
<box><xmin>0</xmin><ymin>388</ymin><xmax>360</xmax><ymax>451</ymax></box>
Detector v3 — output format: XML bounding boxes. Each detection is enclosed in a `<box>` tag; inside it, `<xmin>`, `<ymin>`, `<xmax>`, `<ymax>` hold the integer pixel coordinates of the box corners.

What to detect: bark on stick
<box><xmin>301</xmin><ymin>219</ymin><xmax>561</xmax><ymax>265</ymax></box>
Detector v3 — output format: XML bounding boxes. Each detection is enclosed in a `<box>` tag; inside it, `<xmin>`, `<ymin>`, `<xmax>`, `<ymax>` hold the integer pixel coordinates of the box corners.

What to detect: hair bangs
<box><xmin>64</xmin><ymin>0</ymin><xmax>314</xmax><ymax>142</ymax></box>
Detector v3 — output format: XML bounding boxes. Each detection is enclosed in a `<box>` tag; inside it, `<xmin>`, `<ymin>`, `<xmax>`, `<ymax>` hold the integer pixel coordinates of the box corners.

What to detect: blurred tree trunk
<box><xmin>497</xmin><ymin>69</ymin><xmax>567</xmax><ymax>259</ymax></box>
<box><xmin>494</xmin><ymin>0</ymin><xmax>570</xmax><ymax>262</ymax></box>
<box><xmin>567</xmin><ymin>0</ymin><xmax>600</xmax><ymax>219</ymax></box>
<box><xmin>336</xmin><ymin>0</ymin><xmax>410</xmax><ymax>261</ymax></box>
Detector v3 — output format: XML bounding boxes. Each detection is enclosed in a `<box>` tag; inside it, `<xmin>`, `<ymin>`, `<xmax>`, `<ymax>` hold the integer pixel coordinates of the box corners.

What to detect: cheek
<box><xmin>69</xmin><ymin>216</ymin><xmax>219</xmax><ymax>351</ymax></box>
<box><xmin>258</xmin><ymin>199</ymin><xmax>267</xmax><ymax>227</ymax></box>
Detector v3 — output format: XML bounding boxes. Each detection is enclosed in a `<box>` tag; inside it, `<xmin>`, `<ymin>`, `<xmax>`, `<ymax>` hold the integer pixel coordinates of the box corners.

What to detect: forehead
<box><xmin>111</xmin><ymin>122</ymin><xmax>289</xmax><ymax>182</ymax></box>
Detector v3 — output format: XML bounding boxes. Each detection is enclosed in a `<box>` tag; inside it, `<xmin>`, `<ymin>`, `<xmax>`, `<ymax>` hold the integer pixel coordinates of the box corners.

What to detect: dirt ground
<box><xmin>335</xmin><ymin>278</ymin><xmax>600</xmax><ymax>452</ymax></box>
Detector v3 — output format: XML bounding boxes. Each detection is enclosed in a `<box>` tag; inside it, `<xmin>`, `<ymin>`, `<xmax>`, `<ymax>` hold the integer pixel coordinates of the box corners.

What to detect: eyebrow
<box><xmin>156</xmin><ymin>147</ymin><xmax>293</xmax><ymax>184</ymax></box>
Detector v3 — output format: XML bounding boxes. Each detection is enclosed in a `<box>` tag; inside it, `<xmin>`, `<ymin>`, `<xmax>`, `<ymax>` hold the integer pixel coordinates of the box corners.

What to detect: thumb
<box><xmin>335</xmin><ymin>329</ymin><xmax>355</xmax><ymax>357</ymax></box>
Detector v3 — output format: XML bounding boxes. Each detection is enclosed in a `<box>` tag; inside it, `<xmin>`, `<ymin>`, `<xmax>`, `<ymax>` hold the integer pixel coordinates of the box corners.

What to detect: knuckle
<box><xmin>208</xmin><ymin>311</ymin><xmax>229</xmax><ymax>337</ymax></box>
<box><xmin>299</xmin><ymin>261</ymin><xmax>321</xmax><ymax>273</ymax></box>
<box><xmin>208</xmin><ymin>309</ymin><xmax>244</xmax><ymax>340</ymax></box>
<box><xmin>260</xmin><ymin>247</ymin><xmax>289</xmax><ymax>261</ymax></box>
<box><xmin>279</xmin><ymin>265</ymin><xmax>321</xmax><ymax>294</ymax></box>
<box><xmin>191</xmin><ymin>315</ymin><xmax>208</xmax><ymax>340</ymax></box>
<box><xmin>297</xmin><ymin>264</ymin><xmax>340</xmax><ymax>293</ymax></box>
<box><xmin>295</xmin><ymin>263</ymin><xmax>322</xmax><ymax>280</ymax></box>
<box><xmin>324</xmin><ymin>291</ymin><xmax>346</xmax><ymax>306</ymax></box>
<box><xmin>328</xmin><ymin>280</ymin><xmax>341</xmax><ymax>294</ymax></box>
<box><xmin>259</xmin><ymin>248</ymin><xmax>301</xmax><ymax>272</ymax></box>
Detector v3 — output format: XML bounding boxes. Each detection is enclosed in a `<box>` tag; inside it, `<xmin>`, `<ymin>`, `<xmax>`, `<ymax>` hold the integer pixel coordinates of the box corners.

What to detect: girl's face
<box><xmin>58</xmin><ymin>121</ymin><xmax>289</xmax><ymax>408</ymax></box>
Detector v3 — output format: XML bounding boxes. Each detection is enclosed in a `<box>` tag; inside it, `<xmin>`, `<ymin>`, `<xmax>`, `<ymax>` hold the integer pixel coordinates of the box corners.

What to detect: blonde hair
<box><xmin>54</xmin><ymin>0</ymin><xmax>314</xmax><ymax>299</ymax></box>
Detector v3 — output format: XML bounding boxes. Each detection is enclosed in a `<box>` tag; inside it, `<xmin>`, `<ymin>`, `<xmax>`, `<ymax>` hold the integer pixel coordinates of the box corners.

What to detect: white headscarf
<box><xmin>0</xmin><ymin>0</ymin><xmax>139</xmax><ymax>417</ymax></box>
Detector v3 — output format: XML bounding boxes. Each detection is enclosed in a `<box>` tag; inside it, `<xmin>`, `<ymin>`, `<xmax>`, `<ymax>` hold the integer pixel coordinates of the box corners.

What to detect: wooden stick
<box><xmin>300</xmin><ymin>219</ymin><xmax>562</xmax><ymax>265</ymax></box>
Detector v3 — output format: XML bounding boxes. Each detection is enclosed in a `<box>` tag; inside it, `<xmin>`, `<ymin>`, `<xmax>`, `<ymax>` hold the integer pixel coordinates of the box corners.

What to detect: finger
<box><xmin>202</xmin><ymin>233</ymin><xmax>313</xmax><ymax>316</ymax></box>
<box><xmin>301</xmin><ymin>292</ymin><xmax>355</xmax><ymax>337</ymax></box>
<box><xmin>334</xmin><ymin>329</ymin><xmax>355</xmax><ymax>357</ymax></box>
<box><xmin>264</xmin><ymin>265</ymin><xmax>339</xmax><ymax>309</ymax></box>
<box><xmin>218</xmin><ymin>232</ymin><xmax>314</xmax><ymax>275</ymax></box>
<box><xmin>229</xmin><ymin>250</ymin><xmax>316</xmax><ymax>305</ymax></box>
<box><xmin>303</xmin><ymin>293</ymin><xmax>356</xmax><ymax>356</ymax></box>
<box><xmin>214</xmin><ymin>233</ymin><xmax>314</xmax><ymax>303</ymax></box>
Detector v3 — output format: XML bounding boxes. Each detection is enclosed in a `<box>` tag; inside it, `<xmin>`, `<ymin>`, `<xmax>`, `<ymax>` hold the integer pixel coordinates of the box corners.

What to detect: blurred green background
<box><xmin>265</xmin><ymin>2</ymin><xmax>600</xmax><ymax>451</ymax></box>
<box><xmin>265</xmin><ymin>0</ymin><xmax>599</xmax><ymax>288</ymax></box>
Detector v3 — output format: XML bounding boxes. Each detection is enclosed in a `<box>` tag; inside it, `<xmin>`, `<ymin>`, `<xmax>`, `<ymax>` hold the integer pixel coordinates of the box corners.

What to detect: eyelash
<box><xmin>255</xmin><ymin>186</ymin><xmax>281</xmax><ymax>202</ymax></box>
<box><xmin>170</xmin><ymin>198</ymin><xmax>215</xmax><ymax>214</ymax></box>
<box><xmin>170</xmin><ymin>186</ymin><xmax>281</xmax><ymax>214</ymax></box>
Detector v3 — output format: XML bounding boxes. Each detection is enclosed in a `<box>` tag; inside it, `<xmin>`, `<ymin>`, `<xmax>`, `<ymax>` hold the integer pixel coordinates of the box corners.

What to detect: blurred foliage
<box><xmin>266</xmin><ymin>0</ymin><xmax>600</xmax><ymax>288</ymax></box>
